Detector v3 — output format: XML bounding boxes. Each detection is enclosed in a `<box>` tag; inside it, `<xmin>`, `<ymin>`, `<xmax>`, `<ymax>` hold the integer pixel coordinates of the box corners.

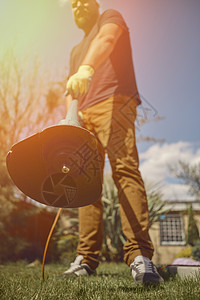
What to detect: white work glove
<box><xmin>66</xmin><ymin>65</ymin><xmax>94</xmax><ymax>98</ymax></box>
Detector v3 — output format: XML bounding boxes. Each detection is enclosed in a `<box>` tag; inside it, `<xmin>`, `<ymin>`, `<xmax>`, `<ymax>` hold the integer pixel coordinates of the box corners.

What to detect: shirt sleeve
<box><xmin>99</xmin><ymin>9</ymin><xmax>129</xmax><ymax>32</ymax></box>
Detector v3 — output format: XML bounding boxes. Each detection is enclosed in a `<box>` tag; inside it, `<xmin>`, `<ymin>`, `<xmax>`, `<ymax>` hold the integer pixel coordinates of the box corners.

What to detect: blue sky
<box><xmin>100</xmin><ymin>0</ymin><xmax>200</xmax><ymax>148</ymax></box>
<box><xmin>101</xmin><ymin>0</ymin><xmax>200</xmax><ymax>200</ymax></box>
<box><xmin>1</xmin><ymin>0</ymin><xmax>200</xmax><ymax>200</ymax></box>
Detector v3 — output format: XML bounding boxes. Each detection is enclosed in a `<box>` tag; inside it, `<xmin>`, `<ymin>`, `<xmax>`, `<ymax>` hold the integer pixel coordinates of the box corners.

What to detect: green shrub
<box><xmin>192</xmin><ymin>239</ymin><xmax>200</xmax><ymax>261</ymax></box>
<box><xmin>101</xmin><ymin>175</ymin><xmax>124</xmax><ymax>262</ymax></box>
<box><xmin>175</xmin><ymin>246</ymin><xmax>193</xmax><ymax>259</ymax></box>
<box><xmin>51</xmin><ymin>234</ymin><xmax>79</xmax><ymax>263</ymax></box>
<box><xmin>0</xmin><ymin>235</ymin><xmax>31</xmax><ymax>263</ymax></box>
<box><xmin>186</xmin><ymin>205</ymin><xmax>199</xmax><ymax>246</ymax></box>
<box><xmin>145</xmin><ymin>182</ymin><xmax>169</xmax><ymax>228</ymax></box>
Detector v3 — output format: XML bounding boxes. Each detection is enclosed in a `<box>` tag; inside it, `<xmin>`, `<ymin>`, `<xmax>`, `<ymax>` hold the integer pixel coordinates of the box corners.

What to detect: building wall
<box><xmin>150</xmin><ymin>213</ymin><xmax>200</xmax><ymax>265</ymax></box>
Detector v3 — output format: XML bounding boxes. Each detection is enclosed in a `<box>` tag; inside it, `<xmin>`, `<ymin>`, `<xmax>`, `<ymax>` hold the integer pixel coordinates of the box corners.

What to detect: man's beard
<box><xmin>74</xmin><ymin>11</ymin><xmax>98</xmax><ymax>32</ymax></box>
<box><xmin>75</xmin><ymin>16</ymin><xmax>89</xmax><ymax>30</ymax></box>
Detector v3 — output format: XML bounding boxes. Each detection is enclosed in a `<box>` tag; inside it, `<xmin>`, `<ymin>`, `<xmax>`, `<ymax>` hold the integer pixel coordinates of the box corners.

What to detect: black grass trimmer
<box><xmin>6</xmin><ymin>99</ymin><xmax>102</xmax><ymax>278</ymax></box>
<box><xmin>6</xmin><ymin>99</ymin><xmax>102</xmax><ymax>208</ymax></box>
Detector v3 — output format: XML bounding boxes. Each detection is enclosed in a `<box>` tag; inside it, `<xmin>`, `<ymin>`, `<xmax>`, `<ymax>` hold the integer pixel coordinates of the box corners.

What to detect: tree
<box><xmin>135</xmin><ymin>94</ymin><xmax>165</xmax><ymax>143</ymax></box>
<box><xmin>186</xmin><ymin>204</ymin><xmax>199</xmax><ymax>246</ymax></box>
<box><xmin>0</xmin><ymin>47</ymin><xmax>65</xmax><ymax>261</ymax></box>
<box><xmin>0</xmin><ymin>48</ymin><xmax>65</xmax><ymax>152</ymax></box>
<box><xmin>170</xmin><ymin>160</ymin><xmax>200</xmax><ymax>199</ymax></box>
<box><xmin>145</xmin><ymin>182</ymin><xmax>169</xmax><ymax>228</ymax></box>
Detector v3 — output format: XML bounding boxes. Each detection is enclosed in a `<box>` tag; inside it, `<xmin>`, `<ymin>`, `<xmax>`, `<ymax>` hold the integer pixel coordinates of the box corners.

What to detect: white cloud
<box><xmin>161</xmin><ymin>183</ymin><xmax>192</xmax><ymax>200</ymax></box>
<box><xmin>139</xmin><ymin>141</ymin><xmax>200</xmax><ymax>200</ymax></box>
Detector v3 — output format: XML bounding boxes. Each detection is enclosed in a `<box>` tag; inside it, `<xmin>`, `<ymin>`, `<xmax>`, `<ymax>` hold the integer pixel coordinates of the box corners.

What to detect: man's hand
<box><xmin>66</xmin><ymin>23</ymin><xmax>122</xmax><ymax>99</ymax></box>
<box><xmin>66</xmin><ymin>65</ymin><xmax>94</xmax><ymax>98</ymax></box>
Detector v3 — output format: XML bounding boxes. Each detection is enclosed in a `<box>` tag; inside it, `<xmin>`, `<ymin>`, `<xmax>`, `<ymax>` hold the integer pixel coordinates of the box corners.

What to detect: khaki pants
<box><xmin>77</xmin><ymin>95</ymin><xmax>154</xmax><ymax>269</ymax></box>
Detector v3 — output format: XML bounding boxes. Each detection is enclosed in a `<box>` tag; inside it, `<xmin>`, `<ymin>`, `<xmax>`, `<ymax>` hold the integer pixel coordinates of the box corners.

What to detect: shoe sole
<box><xmin>135</xmin><ymin>273</ymin><xmax>164</xmax><ymax>285</ymax></box>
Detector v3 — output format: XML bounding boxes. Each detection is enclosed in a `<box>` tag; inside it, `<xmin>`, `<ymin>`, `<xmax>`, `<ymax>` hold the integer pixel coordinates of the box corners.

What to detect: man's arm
<box><xmin>82</xmin><ymin>23</ymin><xmax>123</xmax><ymax>70</ymax></box>
<box><xmin>66</xmin><ymin>23</ymin><xmax>123</xmax><ymax>96</ymax></box>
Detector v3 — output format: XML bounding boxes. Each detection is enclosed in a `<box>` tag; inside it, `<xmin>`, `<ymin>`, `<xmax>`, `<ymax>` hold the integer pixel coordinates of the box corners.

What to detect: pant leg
<box><xmin>105</xmin><ymin>95</ymin><xmax>154</xmax><ymax>265</ymax></box>
<box><xmin>77</xmin><ymin>197</ymin><xmax>104</xmax><ymax>269</ymax></box>
<box><xmin>77</xmin><ymin>95</ymin><xmax>154</xmax><ymax>268</ymax></box>
<box><xmin>76</xmin><ymin>111</ymin><xmax>105</xmax><ymax>270</ymax></box>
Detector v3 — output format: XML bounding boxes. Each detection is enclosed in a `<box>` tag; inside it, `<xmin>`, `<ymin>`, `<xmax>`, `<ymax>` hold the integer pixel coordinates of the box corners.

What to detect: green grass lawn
<box><xmin>0</xmin><ymin>261</ymin><xmax>200</xmax><ymax>300</ymax></box>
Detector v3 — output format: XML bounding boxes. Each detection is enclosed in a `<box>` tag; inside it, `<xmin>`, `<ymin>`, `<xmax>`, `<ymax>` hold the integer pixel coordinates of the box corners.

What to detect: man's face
<box><xmin>70</xmin><ymin>0</ymin><xmax>99</xmax><ymax>32</ymax></box>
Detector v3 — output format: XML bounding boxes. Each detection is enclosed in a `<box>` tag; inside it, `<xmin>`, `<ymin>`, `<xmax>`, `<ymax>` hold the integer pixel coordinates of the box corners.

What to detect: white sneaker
<box><xmin>130</xmin><ymin>255</ymin><xmax>164</xmax><ymax>285</ymax></box>
<box><xmin>62</xmin><ymin>255</ymin><xmax>95</xmax><ymax>277</ymax></box>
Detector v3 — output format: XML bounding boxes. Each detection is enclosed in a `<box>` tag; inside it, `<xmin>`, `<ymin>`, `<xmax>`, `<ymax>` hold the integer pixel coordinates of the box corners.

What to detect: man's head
<box><xmin>70</xmin><ymin>0</ymin><xmax>100</xmax><ymax>34</ymax></box>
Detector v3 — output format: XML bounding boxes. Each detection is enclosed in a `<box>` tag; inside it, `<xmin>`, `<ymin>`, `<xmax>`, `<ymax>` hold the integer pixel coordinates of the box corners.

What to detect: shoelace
<box><xmin>65</xmin><ymin>264</ymin><xmax>83</xmax><ymax>273</ymax></box>
<box><xmin>133</xmin><ymin>260</ymin><xmax>155</xmax><ymax>273</ymax></box>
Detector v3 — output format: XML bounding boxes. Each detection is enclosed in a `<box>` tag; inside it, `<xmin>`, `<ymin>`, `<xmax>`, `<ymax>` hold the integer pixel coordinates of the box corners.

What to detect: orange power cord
<box><xmin>42</xmin><ymin>207</ymin><xmax>62</xmax><ymax>280</ymax></box>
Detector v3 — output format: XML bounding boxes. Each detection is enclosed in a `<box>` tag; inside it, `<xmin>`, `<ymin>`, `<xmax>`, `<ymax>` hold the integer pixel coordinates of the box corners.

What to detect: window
<box><xmin>160</xmin><ymin>214</ymin><xmax>185</xmax><ymax>246</ymax></box>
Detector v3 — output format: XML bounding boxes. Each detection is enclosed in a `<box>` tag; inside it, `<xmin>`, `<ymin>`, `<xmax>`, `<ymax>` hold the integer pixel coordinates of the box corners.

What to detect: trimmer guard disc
<box><xmin>6</xmin><ymin>125</ymin><xmax>102</xmax><ymax>208</ymax></box>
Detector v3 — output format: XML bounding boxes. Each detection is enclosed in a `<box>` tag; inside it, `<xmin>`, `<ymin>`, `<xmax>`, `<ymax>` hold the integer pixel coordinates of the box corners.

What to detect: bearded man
<box><xmin>62</xmin><ymin>0</ymin><xmax>163</xmax><ymax>285</ymax></box>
